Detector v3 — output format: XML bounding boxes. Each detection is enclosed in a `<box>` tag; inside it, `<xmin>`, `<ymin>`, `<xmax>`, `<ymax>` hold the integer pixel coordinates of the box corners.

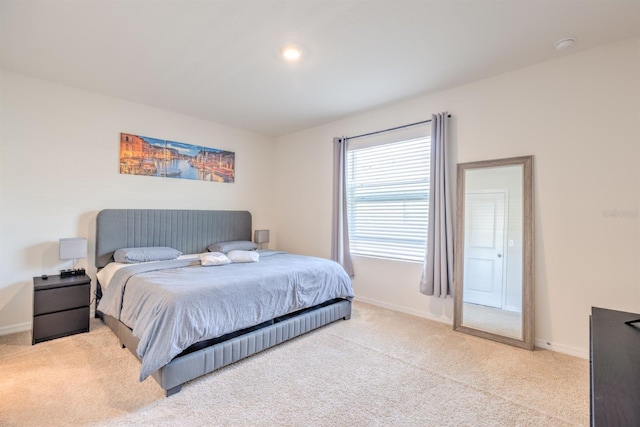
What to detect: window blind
<box><xmin>346</xmin><ymin>137</ymin><xmax>430</xmax><ymax>262</ymax></box>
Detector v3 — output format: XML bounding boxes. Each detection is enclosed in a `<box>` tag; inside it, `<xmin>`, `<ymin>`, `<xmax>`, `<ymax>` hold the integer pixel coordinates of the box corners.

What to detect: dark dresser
<box><xmin>590</xmin><ymin>307</ymin><xmax>640</xmax><ymax>426</ymax></box>
<box><xmin>32</xmin><ymin>274</ymin><xmax>91</xmax><ymax>344</ymax></box>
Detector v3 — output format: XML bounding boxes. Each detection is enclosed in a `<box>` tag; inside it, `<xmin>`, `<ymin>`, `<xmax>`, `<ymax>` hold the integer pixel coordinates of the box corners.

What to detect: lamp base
<box><xmin>60</xmin><ymin>268</ymin><xmax>85</xmax><ymax>278</ymax></box>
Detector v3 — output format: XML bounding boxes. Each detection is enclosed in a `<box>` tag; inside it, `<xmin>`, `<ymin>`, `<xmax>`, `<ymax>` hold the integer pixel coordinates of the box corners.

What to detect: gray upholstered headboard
<box><xmin>95</xmin><ymin>209</ymin><xmax>252</xmax><ymax>268</ymax></box>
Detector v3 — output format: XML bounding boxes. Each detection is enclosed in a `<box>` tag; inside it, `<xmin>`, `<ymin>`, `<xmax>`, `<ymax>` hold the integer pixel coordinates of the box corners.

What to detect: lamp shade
<box><xmin>59</xmin><ymin>237</ymin><xmax>87</xmax><ymax>260</ymax></box>
<box><xmin>254</xmin><ymin>230</ymin><xmax>270</xmax><ymax>244</ymax></box>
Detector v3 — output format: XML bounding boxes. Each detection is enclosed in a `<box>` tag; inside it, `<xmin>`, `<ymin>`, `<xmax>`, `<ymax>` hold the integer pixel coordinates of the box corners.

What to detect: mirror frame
<box><xmin>453</xmin><ymin>155</ymin><xmax>534</xmax><ymax>350</ymax></box>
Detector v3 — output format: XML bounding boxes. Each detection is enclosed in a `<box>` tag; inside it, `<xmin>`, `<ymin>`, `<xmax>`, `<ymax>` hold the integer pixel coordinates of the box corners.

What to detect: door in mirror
<box><xmin>454</xmin><ymin>156</ymin><xmax>534</xmax><ymax>350</ymax></box>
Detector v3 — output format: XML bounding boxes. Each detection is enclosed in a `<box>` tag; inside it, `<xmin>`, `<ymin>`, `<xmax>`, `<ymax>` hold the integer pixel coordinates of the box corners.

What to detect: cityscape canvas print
<box><xmin>119</xmin><ymin>133</ymin><xmax>235</xmax><ymax>183</ymax></box>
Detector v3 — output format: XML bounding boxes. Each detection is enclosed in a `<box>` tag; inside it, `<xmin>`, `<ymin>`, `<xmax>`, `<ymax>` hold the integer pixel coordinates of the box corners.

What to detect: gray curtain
<box><xmin>331</xmin><ymin>137</ymin><xmax>355</xmax><ymax>277</ymax></box>
<box><xmin>420</xmin><ymin>113</ymin><xmax>454</xmax><ymax>297</ymax></box>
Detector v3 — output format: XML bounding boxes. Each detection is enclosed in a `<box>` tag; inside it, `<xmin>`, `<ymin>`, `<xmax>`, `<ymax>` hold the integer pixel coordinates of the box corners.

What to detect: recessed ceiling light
<box><xmin>282</xmin><ymin>45</ymin><xmax>302</xmax><ymax>61</ymax></box>
<box><xmin>554</xmin><ymin>37</ymin><xmax>575</xmax><ymax>51</ymax></box>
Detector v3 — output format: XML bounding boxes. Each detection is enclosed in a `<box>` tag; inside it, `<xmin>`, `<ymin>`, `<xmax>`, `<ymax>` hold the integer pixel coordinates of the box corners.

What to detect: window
<box><xmin>346</xmin><ymin>136</ymin><xmax>430</xmax><ymax>262</ymax></box>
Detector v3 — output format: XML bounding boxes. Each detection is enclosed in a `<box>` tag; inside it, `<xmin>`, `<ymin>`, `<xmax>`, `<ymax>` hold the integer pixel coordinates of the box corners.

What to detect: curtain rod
<box><xmin>346</xmin><ymin>114</ymin><xmax>451</xmax><ymax>141</ymax></box>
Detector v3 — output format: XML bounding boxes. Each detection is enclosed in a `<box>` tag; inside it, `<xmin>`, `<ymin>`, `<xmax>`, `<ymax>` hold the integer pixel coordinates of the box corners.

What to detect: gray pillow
<box><xmin>114</xmin><ymin>247</ymin><xmax>182</xmax><ymax>263</ymax></box>
<box><xmin>207</xmin><ymin>240</ymin><xmax>257</xmax><ymax>253</ymax></box>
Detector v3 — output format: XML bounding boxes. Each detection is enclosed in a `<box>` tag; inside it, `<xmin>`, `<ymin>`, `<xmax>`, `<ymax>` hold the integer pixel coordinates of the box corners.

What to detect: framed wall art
<box><xmin>119</xmin><ymin>133</ymin><xmax>235</xmax><ymax>183</ymax></box>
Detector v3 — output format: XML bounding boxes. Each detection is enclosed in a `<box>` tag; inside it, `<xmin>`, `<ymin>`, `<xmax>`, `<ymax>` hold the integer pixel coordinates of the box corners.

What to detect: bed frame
<box><xmin>95</xmin><ymin>209</ymin><xmax>352</xmax><ymax>397</ymax></box>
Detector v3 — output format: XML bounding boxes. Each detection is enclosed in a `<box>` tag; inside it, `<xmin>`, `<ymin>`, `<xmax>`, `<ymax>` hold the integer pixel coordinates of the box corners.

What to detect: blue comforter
<box><xmin>97</xmin><ymin>252</ymin><xmax>354</xmax><ymax>380</ymax></box>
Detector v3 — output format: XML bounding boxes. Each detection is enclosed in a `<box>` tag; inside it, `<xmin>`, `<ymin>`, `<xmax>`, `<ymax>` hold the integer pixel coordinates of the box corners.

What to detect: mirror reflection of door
<box><xmin>463</xmin><ymin>190</ymin><xmax>507</xmax><ymax>308</ymax></box>
<box><xmin>460</xmin><ymin>164</ymin><xmax>524</xmax><ymax>341</ymax></box>
<box><xmin>454</xmin><ymin>156</ymin><xmax>534</xmax><ymax>350</ymax></box>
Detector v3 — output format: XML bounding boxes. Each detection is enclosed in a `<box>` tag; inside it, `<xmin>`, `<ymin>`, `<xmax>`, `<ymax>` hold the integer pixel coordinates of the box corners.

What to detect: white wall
<box><xmin>275</xmin><ymin>38</ymin><xmax>640</xmax><ymax>358</ymax></box>
<box><xmin>0</xmin><ymin>70</ymin><xmax>277</xmax><ymax>333</ymax></box>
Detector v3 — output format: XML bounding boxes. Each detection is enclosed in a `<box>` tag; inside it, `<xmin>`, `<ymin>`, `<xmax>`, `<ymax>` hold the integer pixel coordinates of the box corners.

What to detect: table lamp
<box><xmin>254</xmin><ymin>230</ymin><xmax>270</xmax><ymax>250</ymax></box>
<box><xmin>59</xmin><ymin>237</ymin><xmax>87</xmax><ymax>277</ymax></box>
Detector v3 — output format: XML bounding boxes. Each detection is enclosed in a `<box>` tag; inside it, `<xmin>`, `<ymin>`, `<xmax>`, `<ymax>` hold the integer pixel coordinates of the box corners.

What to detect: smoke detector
<box><xmin>554</xmin><ymin>37</ymin><xmax>576</xmax><ymax>51</ymax></box>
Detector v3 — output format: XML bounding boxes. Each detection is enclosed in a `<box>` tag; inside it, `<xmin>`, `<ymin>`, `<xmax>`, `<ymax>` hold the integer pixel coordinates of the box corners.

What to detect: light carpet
<box><xmin>0</xmin><ymin>302</ymin><xmax>589</xmax><ymax>426</ymax></box>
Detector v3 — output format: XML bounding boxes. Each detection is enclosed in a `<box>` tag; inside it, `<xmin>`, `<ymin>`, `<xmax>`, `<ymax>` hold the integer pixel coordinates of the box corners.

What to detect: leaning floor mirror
<box><xmin>454</xmin><ymin>155</ymin><xmax>534</xmax><ymax>350</ymax></box>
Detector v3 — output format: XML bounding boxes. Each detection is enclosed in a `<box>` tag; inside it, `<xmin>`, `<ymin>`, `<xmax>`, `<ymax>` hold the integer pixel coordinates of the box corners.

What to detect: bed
<box><xmin>94</xmin><ymin>209</ymin><xmax>353</xmax><ymax>397</ymax></box>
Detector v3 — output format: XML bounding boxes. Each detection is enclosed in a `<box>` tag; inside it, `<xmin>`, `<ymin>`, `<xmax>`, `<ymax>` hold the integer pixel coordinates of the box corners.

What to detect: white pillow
<box><xmin>199</xmin><ymin>252</ymin><xmax>231</xmax><ymax>266</ymax></box>
<box><xmin>227</xmin><ymin>250</ymin><xmax>260</xmax><ymax>263</ymax></box>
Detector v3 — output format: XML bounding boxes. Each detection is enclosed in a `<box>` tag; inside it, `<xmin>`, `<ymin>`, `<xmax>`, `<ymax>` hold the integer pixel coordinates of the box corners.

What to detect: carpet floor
<box><xmin>0</xmin><ymin>302</ymin><xmax>589</xmax><ymax>426</ymax></box>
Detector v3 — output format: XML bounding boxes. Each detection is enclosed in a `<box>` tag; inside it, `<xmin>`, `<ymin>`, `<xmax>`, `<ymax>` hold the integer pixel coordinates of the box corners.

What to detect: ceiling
<box><xmin>1</xmin><ymin>1</ymin><xmax>639</xmax><ymax>136</ymax></box>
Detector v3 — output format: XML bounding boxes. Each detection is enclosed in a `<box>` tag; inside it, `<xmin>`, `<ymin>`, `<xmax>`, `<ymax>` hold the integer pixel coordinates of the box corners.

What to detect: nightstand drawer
<box><xmin>34</xmin><ymin>283</ymin><xmax>90</xmax><ymax>315</ymax></box>
<box><xmin>33</xmin><ymin>306</ymin><xmax>90</xmax><ymax>343</ymax></box>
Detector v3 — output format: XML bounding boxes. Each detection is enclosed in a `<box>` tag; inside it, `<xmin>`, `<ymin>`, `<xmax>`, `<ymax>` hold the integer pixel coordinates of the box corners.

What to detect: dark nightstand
<box><xmin>32</xmin><ymin>274</ymin><xmax>91</xmax><ymax>344</ymax></box>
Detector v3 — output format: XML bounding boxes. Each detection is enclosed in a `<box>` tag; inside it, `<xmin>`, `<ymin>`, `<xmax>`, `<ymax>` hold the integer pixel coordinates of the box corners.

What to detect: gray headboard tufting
<box><xmin>95</xmin><ymin>209</ymin><xmax>252</xmax><ymax>268</ymax></box>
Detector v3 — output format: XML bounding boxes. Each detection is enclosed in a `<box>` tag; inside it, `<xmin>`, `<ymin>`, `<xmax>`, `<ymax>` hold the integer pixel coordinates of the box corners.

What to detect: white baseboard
<box><xmin>535</xmin><ymin>338</ymin><xmax>589</xmax><ymax>360</ymax></box>
<box><xmin>0</xmin><ymin>321</ymin><xmax>31</xmax><ymax>337</ymax></box>
<box><xmin>353</xmin><ymin>296</ymin><xmax>590</xmax><ymax>360</ymax></box>
<box><xmin>353</xmin><ymin>296</ymin><xmax>453</xmax><ymax>325</ymax></box>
